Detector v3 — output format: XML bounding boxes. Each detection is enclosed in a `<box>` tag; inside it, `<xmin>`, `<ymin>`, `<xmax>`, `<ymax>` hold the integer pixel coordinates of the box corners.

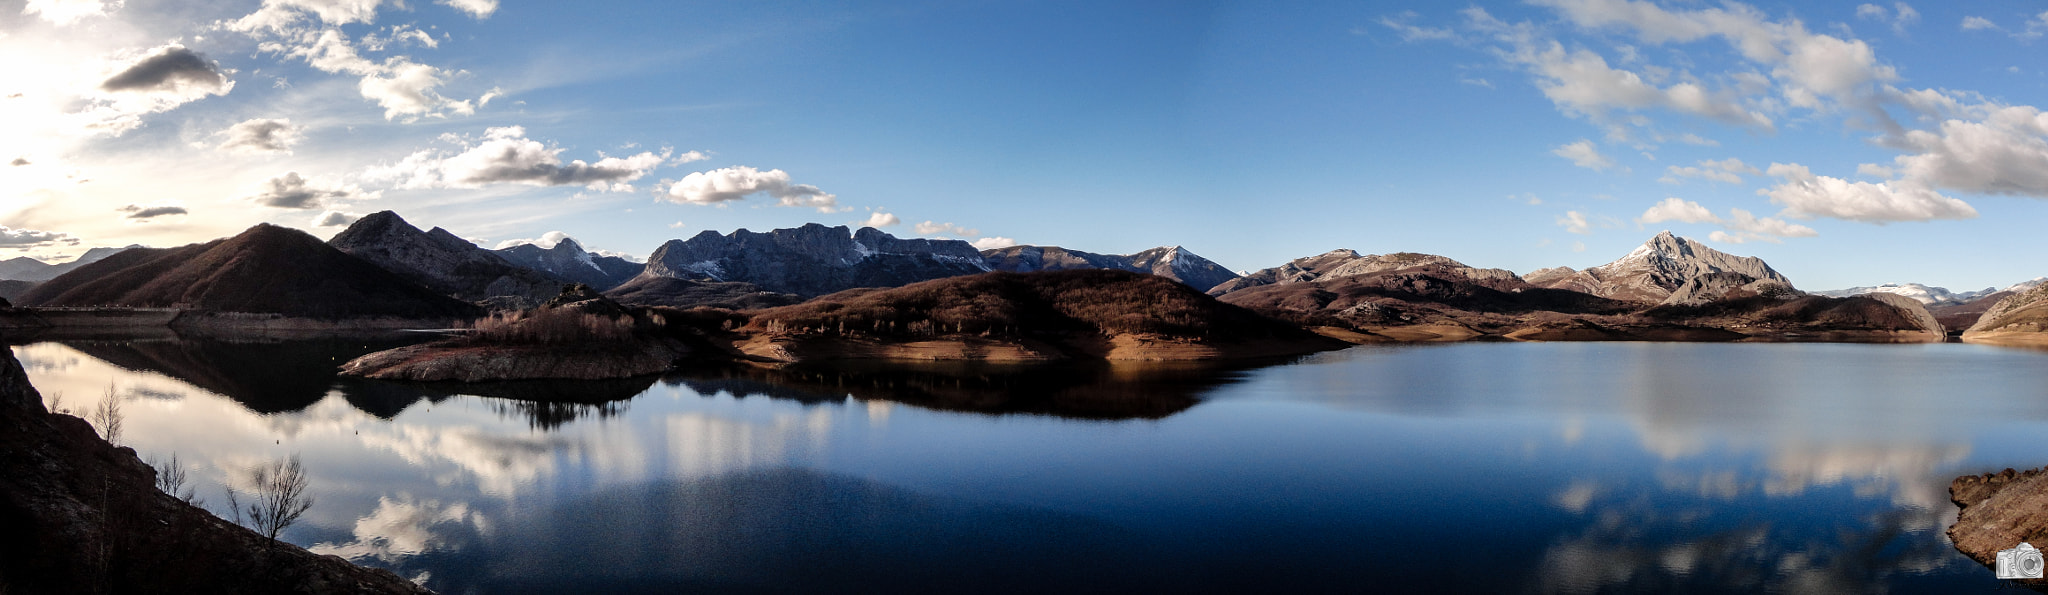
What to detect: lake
<box><xmin>13</xmin><ymin>339</ymin><xmax>2046</xmax><ymax>593</ymax></box>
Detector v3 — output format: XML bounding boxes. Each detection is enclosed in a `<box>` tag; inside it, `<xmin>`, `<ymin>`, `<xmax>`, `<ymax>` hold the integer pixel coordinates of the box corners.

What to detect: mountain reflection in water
<box><xmin>13</xmin><ymin>339</ymin><xmax>2048</xmax><ymax>593</ymax></box>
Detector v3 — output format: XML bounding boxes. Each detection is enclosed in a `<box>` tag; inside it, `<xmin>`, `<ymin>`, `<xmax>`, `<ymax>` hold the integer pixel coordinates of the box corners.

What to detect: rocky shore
<box><xmin>1948</xmin><ymin>467</ymin><xmax>2048</xmax><ymax>591</ymax></box>
<box><xmin>0</xmin><ymin>342</ymin><xmax>430</xmax><ymax>593</ymax></box>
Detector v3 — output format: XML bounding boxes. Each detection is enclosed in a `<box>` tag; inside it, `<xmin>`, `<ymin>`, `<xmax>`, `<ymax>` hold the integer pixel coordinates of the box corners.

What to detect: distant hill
<box><xmin>1209</xmin><ymin>250</ymin><xmax>1521</xmax><ymax>297</ymax></box>
<box><xmin>19</xmin><ymin>223</ymin><xmax>481</xmax><ymax>320</ymax></box>
<box><xmin>1215</xmin><ymin>259</ymin><xmax>1635</xmax><ymax>334</ymax></box>
<box><xmin>982</xmin><ymin>245</ymin><xmax>1240</xmax><ymax>292</ymax></box>
<box><xmin>735</xmin><ymin>269</ymin><xmax>1345</xmax><ymax>361</ymax></box>
<box><xmin>494</xmin><ymin>237</ymin><xmax>641</xmax><ymax>291</ymax></box>
<box><xmin>0</xmin><ymin>245</ymin><xmax>140</xmax><ymax>282</ymax></box>
<box><xmin>642</xmin><ymin>224</ymin><xmax>990</xmax><ymax>297</ymax></box>
<box><xmin>328</xmin><ymin>211</ymin><xmax>562</xmax><ymax>306</ymax></box>
<box><xmin>604</xmin><ymin>275</ymin><xmax>802</xmax><ymax>310</ymax></box>
<box><xmin>1526</xmin><ymin>232</ymin><xmax>1792</xmax><ymax>303</ymax></box>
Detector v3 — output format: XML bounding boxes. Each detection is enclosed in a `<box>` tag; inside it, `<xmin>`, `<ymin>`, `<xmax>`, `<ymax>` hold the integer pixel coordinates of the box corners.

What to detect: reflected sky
<box><xmin>15</xmin><ymin>340</ymin><xmax>2045</xmax><ymax>593</ymax></box>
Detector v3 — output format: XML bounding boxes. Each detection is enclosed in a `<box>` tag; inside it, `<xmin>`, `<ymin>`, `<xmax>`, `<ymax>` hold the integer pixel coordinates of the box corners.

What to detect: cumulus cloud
<box><xmin>971</xmin><ymin>237</ymin><xmax>1018</xmax><ymax>250</ymax></box>
<box><xmin>1960</xmin><ymin>16</ymin><xmax>1998</xmax><ymax>32</ymax></box>
<box><xmin>663</xmin><ymin>166</ymin><xmax>843</xmax><ymax>212</ymax></box>
<box><xmin>251</xmin><ymin>171</ymin><xmax>378</xmax><ymax>209</ymax></box>
<box><xmin>1855</xmin><ymin>3</ymin><xmax>1919</xmax><ymax>34</ymax></box>
<box><xmin>1761</xmin><ymin>163</ymin><xmax>1977</xmax><ymax>222</ymax></box>
<box><xmin>23</xmin><ymin>0</ymin><xmax>119</xmax><ymax>25</ymax></box>
<box><xmin>914</xmin><ymin>221</ymin><xmax>979</xmax><ymax>237</ymax></box>
<box><xmin>117</xmin><ymin>204</ymin><xmax>188</xmax><ymax>219</ymax></box>
<box><xmin>216</xmin><ymin>118</ymin><xmax>303</xmax><ymax>154</ymax></box>
<box><xmin>1640</xmin><ymin>198</ymin><xmax>1816</xmax><ymax>243</ymax></box>
<box><xmin>1659</xmin><ymin>158</ymin><xmax>1759</xmax><ymax>184</ymax></box>
<box><xmin>494</xmin><ymin>231</ymin><xmax>574</xmax><ymax>250</ymax></box>
<box><xmin>856</xmin><ymin>211</ymin><xmax>900</xmax><ymax>228</ymax></box>
<box><xmin>74</xmin><ymin>44</ymin><xmax>235</xmax><ymax>135</ymax></box>
<box><xmin>0</xmin><ymin>226</ymin><xmax>80</xmax><ymax>247</ymax></box>
<box><xmin>101</xmin><ymin>46</ymin><xmax>228</xmax><ymax>93</ymax></box>
<box><xmin>1552</xmin><ymin>139</ymin><xmax>1620</xmax><ymax>171</ymax></box>
<box><xmin>227</xmin><ymin>0</ymin><xmax>393</xmax><ymax>32</ymax></box>
<box><xmin>671</xmin><ymin>151</ymin><xmax>710</xmax><ymax>164</ymax></box>
<box><xmin>1887</xmin><ymin>105</ymin><xmax>2048</xmax><ymax>196</ymax></box>
<box><xmin>1638</xmin><ymin>197</ymin><xmax>1718</xmax><ymax>224</ymax></box>
<box><xmin>436</xmin><ymin>0</ymin><xmax>497</xmax><ymax>18</ymax></box>
<box><xmin>312</xmin><ymin>210</ymin><xmax>359</xmax><ymax>227</ymax></box>
<box><xmin>234</xmin><ymin>13</ymin><xmax>484</xmax><ymax>120</ymax></box>
<box><xmin>369</xmin><ymin>127</ymin><xmax>667</xmax><ymax>191</ymax></box>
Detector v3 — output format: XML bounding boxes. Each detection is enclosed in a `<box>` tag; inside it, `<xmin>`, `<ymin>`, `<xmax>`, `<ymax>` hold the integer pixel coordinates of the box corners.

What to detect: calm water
<box><xmin>15</xmin><ymin>339</ymin><xmax>2048</xmax><ymax>593</ymax></box>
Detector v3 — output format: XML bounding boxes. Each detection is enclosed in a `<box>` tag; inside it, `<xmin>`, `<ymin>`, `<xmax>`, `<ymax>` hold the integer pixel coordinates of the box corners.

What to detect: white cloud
<box><xmin>117</xmin><ymin>204</ymin><xmax>188</xmax><ymax>220</ymax></box>
<box><xmin>971</xmin><ymin>237</ymin><xmax>1018</xmax><ymax>250</ymax></box>
<box><xmin>251</xmin><ymin>171</ymin><xmax>378</xmax><ymax>209</ymax></box>
<box><xmin>856</xmin><ymin>211</ymin><xmax>900</xmax><ymax>228</ymax></box>
<box><xmin>1855</xmin><ymin>3</ymin><xmax>1918</xmax><ymax>34</ymax></box>
<box><xmin>235</xmin><ymin>13</ymin><xmax>485</xmax><ymax>120</ymax></box>
<box><xmin>1658</xmin><ymin>157</ymin><xmax>1759</xmax><ymax>184</ymax></box>
<box><xmin>1761</xmin><ymin>163</ymin><xmax>1977</xmax><ymax>222</ymax></box>
<box><xmin>312</xmin><ymin>210</ymin><xmax>360</xmax><ymax>227</ymax></box>
<box><xmin>0</xmin><ymin>226</ymin><xmax>81</xmax><ymax>247</ymax></box>
<box><xmin>1960</xmin><ymin>16</ymin><xmax>1998</xmax><ymax>31</ymax></box>
<box><xmin>1638</xmin><ymin>197</ymin><xmax>1817</xmax><ymax>243</ymax></box>
<box><xmin>1888</xmin><ymin>105</ymin><xmax>2048</xmax><ymax>196</ymax></box>
<box><xmin>73</xmin><ymin>44</ymin><xmax>235</xmax><ymax>136</ymax></box>
<box><xmin>663</xmin><ymin>166</ymin><xmax>842</xmax><ymax>212</ymax></box>
<box><xmin>494</xmin><ymin>231</ymin><xmax>573</xmax><ymax>250</ymax></box>
<box><xmin>216</xmin><ymin>118</ymin><xmax>303</xmax><ymax>154</ymax></box>
<box><xmin>228</xmin><ymin>0</ymin><xmax>393</xmax><ymax>32</ymax></box>
<box><xmin>914</xmin><ymin>221</ymin><xmax>978</xmax><ymax>237</ymax></box>
<box><xmin>369</xmin><ymin>126</ymin><xmax>667</xmax><ymax>191</ymax></box>
<box><xmin>1552</xmin><ymin>139</ymin><xmax>1620</xmax><ymax>171</ymax></box>
<box><xmin>671</xmin><ymin>151</ymin><xmax>710</xmax><ymax>164</ymax></box>
<box><xmin>437</xmin><ymin>0</ymin><xmax>497</xmax><ymax>18</ymax></box>
<box><xmin>1557</xmin><ymin>210</ymin><xmax>1594</xmax><ymax>234</ymax></box>
<box><xmin>1638</xmin><ymin>197</ymin><xmax>1718</xmax><ymax>224</ymax></box>
<box><xmin>22</xmin><ymin>0</ymin><xmax>119</xmax><ymax>26</ymax></box>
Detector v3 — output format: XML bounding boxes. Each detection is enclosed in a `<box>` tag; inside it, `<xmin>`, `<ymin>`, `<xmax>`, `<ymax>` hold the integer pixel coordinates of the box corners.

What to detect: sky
<box><xmin>5</xmin><ymin>0</ymin><xmax>2048</xmax><ymax>291</ymax></box>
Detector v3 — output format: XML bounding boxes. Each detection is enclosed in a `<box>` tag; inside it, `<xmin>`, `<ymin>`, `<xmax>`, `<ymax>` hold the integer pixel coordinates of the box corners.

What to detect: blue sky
<box><xmin>5</xmin><ymin>0</ymin><xmax>2048</xmax><ymax>291</ymax></box>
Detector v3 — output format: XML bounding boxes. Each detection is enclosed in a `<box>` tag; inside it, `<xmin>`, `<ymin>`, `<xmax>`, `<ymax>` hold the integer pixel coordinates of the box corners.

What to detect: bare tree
<box><xmin>44</xmin><ymin>389</ymin><xmax>66</xmax><ymax>415</ymax></box>
<box><xmin>148</xmin><ymin>453</ymin><xmax>201</xmax><ymax>506</ymax></box>
<box><xmin>89</xmin><ymin>384</ymin><xmax>122</xmax><ymax>445</ymax></box>
<box><xmin>230</xmin><ymin>455</ymin><xmax>314</xmax><ymax>548</ymax></box>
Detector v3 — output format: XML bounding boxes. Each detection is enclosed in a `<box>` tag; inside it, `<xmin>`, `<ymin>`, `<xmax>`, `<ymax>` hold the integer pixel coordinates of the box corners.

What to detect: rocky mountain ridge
<box><xmin>981</xmin><ymin>244</ymin><xmax>1239</xmax><ymax>292</ymax></box>
<box><xmin>328</xmin><ymin>211</ymin><xmax>562</xmax><ymax>307</ymax></box>
<box><xmin>640</xmin><ymin>224</ymin><xmax>990</xmax><ymax>297</ymax></box>
<box><xmin>1208</xmin><ymin>249</ymin><xmax>1521</xmax><ymax>297</ymax></box>
<box><xmin>0</xmin><ymin>245</ymin><xmax>141</xmax><ymax>282</ymax></box>
<box><xmin>1526</xmin><ymin>231</ymin><xmax>1793</xmax><ymax>303</ymax></box>
<box><xmin>494</xmin><ymin>236</ymin><xmax>641</xmax><ymax>291</ymax></box>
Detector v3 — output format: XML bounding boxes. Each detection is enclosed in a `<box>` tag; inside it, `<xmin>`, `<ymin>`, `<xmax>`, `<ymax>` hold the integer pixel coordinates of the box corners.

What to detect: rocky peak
<box><xmin>1208</xmin><ymin>249</ymin><xmax>1520</xmax><ymax>296</ymax></box>
<box><xmin>329</xmin><ymin>210</ymin><xmax>560</xmax><ymax>305</ymax></box>
<box><xmin>642</xmin><ymin>224</ymin><xmax>989</xmax><ymax>296</ymax></box>
<box><xmin>1541</xmin><ymin>232</ymin><xmax>1793</xmax><ymax>303</ymax></box>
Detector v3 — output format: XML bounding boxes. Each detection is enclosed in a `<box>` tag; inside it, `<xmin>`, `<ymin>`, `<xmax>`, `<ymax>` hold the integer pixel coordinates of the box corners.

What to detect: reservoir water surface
<box><xmin>14</xmin><ymin>340</ymin><xmax>2045</xmax><ymax>593</ymax></box>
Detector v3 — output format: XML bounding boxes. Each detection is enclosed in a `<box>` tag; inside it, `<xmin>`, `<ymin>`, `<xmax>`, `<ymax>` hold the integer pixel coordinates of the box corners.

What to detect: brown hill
<box><xmin>20</xmin><ymin>223</ymin><xmax>481</xmax><ymax>321</ymax></box>
<box><xmin>734</xmin><ymin>269</ymin><xmax>1346</xmax><ymax>362</ymax></box>
<box><xmin>604</xmin><ymin>274</ymin><xmax>801</xmax><ymax>310</ymax></box>
<box><xmin>1963</xmin><ymin>283</ymin><xmax>2048</xmax><ymax>346</ymax></box>
<box><xmin>1216</xmin><ymin>265</ymin><xmax>1636</xmax><ymax>332</ymax></box>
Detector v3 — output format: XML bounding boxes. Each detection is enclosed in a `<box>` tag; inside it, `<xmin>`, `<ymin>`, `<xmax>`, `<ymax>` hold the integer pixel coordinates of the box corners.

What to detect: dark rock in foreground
<box><xmin>0</xmin><ymin>339</ymin><xmax>430</xmax><ymax>593</ymax></box>
<box><xmin>1950</xmin><ymin>467</ymin><xmax>2048</xmax><ymax>591</ymax></box>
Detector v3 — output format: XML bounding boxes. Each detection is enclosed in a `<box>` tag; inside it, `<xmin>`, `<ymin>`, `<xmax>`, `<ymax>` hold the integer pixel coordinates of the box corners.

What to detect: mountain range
<box><xmin>983</xmin><ymin>245</ymin><xmax>1240</xmax><ymax>293</ymax></box>
<box><xmin>8</xmin><ymin>210</ymin><xmax>2031</xmax><ymax>345</ymax></box>
<box><xmin>18</xmin><ymin>223</ymin><xmax>479</xmax><ymax>320</ymax></box>
<box><xmin>0</xmin><ymin>245</ymin><xmax>139</xmax><ymax>282</ymax></box>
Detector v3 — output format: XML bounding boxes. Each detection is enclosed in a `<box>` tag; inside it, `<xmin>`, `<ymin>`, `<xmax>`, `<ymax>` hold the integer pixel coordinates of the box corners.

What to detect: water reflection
<box><xmin>14</xmin><ymin>339</ymin><xmax>2048</xmax><ymax>592</ymax></box>
<box><xmin>662</xmin><ymin>359</ymin><xmax>1270</xmax><ymax>420</ymax></box>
